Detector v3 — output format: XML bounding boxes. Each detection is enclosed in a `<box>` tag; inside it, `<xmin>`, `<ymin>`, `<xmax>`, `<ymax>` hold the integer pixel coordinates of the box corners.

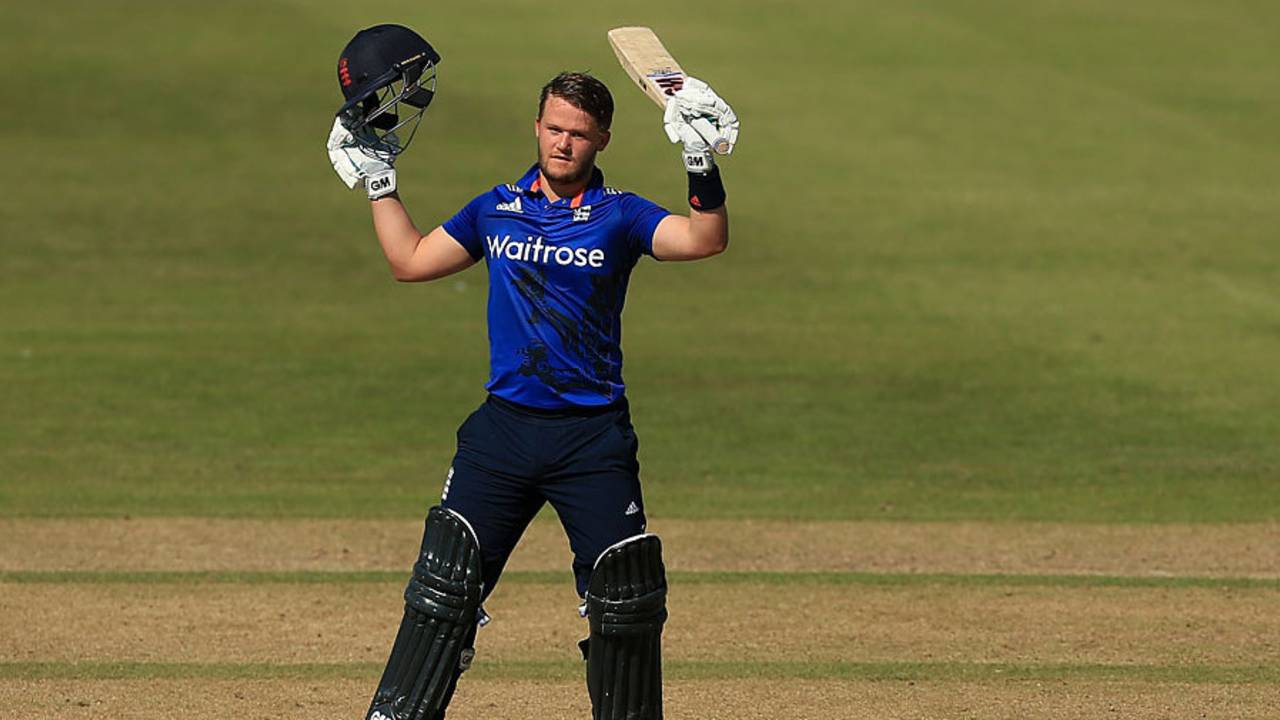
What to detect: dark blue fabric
<box><xmin>440</xmin><ymin>395</ymin><xmax>648</xmax><ymax>599</ymax></box>
<box><xmin>441</xmin><ymin>165</ymin><xmax>670</xmax><ymax>409</ymax></box>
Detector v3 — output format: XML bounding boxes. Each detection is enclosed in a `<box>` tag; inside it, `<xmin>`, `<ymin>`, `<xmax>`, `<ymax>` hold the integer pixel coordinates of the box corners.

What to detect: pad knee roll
<box><xmin>367</xmin><ymin>506</ymin><xmax>483</xmax><ymax>720</ymax></box>
<box><xmin>584</xmin><ymin>534</ymin><xmax>668</xmax><ymax>720</ymax></box>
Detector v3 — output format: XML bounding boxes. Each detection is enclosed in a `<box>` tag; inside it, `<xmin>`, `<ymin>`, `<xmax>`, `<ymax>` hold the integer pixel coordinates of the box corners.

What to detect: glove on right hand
<box><xmin>326</xmin><ymin>117</ymin><xmax>398</xmax><ymax>200</ymax></box>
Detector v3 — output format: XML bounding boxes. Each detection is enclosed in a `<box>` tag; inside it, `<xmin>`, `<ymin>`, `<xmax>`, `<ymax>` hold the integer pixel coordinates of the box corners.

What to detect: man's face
<box><xmin>535</xmin><ymin>95</ymin><xmax>610</xmax><ymax>184</ymax></box>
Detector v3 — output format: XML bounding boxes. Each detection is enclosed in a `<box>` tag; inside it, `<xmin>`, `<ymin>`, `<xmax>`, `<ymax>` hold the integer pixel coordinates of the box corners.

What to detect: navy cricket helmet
<box><xmin>336</xmin><ymin>24</ymin><xmax>440</xmax><ymax>155</ymax></box>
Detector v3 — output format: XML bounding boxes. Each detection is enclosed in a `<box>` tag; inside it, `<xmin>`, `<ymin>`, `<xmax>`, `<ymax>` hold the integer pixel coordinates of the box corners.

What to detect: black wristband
<box><xmin>687</xmin><ymin>166</ymin><xmax>726</xmax><ymax>211</ymax></box>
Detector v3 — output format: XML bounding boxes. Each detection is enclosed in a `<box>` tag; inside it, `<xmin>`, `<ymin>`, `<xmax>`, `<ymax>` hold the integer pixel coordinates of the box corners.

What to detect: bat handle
<box><xmin>690</xmin><ymin>117</ymin><xmax>731</xmax><ymax>156</ymax></box>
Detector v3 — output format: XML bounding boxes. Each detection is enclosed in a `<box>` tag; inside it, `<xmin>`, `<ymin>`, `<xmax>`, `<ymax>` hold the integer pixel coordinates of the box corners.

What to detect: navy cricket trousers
<box><xmin>440</xmin><ymin>394</ymin><xmax>648</xmax><ymax>600</ymax></box>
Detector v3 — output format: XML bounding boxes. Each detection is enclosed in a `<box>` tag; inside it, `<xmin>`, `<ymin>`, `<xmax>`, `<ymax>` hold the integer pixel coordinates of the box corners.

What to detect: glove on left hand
<box><xmin>663</xmin><ymin>76</ymin><xmax>739</xmax><ymax>173</ymax></box>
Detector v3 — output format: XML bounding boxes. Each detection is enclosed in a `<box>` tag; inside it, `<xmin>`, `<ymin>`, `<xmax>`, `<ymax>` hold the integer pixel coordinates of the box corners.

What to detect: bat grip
<box><xmin>690</xmin><ymin>117</ymin><xmax>730</xmax><ymax>156</ymax></box>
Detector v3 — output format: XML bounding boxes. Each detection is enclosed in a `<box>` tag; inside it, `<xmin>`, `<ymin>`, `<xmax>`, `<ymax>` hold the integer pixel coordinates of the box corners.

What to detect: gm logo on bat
<box><xmin>648</xmin><ymin>71</ymin><xmax>683</xmax><ymax>96</ymax></box>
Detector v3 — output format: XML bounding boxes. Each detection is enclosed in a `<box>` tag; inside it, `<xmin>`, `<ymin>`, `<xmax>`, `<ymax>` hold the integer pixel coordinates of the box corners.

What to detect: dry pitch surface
<box><xmin>5</xmin><ymin>518</ymin><xmax>1279</xmax><ymax>576</ymax></box>
<box><xmin>3</xmin><ymin>519</ymin><xmax>1279</xmax><ymax>718</ymax></box>
<box><xmin>6</xmin><ymin>679</ymin><xmax>1279</xmax><ymax>720</ymax></box>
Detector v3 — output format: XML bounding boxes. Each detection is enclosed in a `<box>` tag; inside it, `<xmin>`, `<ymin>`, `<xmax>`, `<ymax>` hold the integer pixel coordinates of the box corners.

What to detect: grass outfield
<box><xmin>2</xmin><ymin>0</ymin><xmax>1278</xmax><ymax>521</ymax></box>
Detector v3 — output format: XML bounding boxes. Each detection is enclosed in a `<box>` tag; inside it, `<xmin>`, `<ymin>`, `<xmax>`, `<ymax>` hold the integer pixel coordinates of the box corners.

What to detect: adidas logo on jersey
<box><xmin>625</xmin><ymin>501</ymin><xmax>640</xmax><ymax>516</ymax></box>
<box><xmin>495</xmin><ymin>196</ymin><xmax>523</xmax><ymax>214</ymax></box>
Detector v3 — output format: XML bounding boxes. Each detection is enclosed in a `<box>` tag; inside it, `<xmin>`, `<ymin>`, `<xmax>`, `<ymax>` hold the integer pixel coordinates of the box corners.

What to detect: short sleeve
<box><xmin>618</xmin><ymin>193</ymin><xmax>671</xmax><ymax>258</ymax></box>
<box><xmin>442</xmin><ymin>193</ymin><xmax>489</xmax><ymax>260</ymax></box>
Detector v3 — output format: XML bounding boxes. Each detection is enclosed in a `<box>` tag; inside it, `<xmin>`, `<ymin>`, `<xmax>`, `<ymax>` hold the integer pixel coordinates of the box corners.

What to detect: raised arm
<box><xmin>327</xmin><ymin>118</ymin><xmax>476</xmax><ymax>282</ymax></box>
<box><xmin>652</xmin><ymin>77</ymin><xmax>738</xmax><ymax>262</ymax></box>
<box><xmin>370</xmin><ymin>195</ymin><xmax>476</xmax><ymax>282</ymax></box>
<box><xmin>651</xmin><ymin>203</ymin><xmax>728</xmax><ymax>261</ymax></box>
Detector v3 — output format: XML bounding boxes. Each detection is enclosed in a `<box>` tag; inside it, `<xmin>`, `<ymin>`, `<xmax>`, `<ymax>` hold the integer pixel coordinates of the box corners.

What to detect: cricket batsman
<box><xmin>325</xmin><ymin>24</ymin><xmax>739</xmax><ymax>720</ymax></box>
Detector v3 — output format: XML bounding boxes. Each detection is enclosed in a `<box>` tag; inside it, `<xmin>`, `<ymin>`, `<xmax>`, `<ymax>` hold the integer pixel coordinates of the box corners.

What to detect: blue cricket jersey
<box><xmin>443</xmin><ymin>164</ymin><xmax>670</xmax><ymax>409</ymax></box>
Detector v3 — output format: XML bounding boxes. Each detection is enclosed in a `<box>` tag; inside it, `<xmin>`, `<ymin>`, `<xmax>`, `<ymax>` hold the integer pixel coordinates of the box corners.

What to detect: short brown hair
<box><xmin>538</xmin><ymin>72</ymin><xmax>614</xmax><ymax>131</ymax></box>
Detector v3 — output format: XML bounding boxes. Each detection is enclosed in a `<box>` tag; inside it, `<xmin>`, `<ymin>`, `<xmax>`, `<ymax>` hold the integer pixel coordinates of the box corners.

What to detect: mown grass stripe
<box><xmin>2</xmin><ymin>569</ymin><xmax>1278</xmax><ymax>590</ymax></box>
<box><xmin>1</xmin><ymin>660</ymin><xmax>1276</xmax><ymax>684</ymax></box>
<box><xmin>0</xmin><ymin>570</ymin><xmax>410</xmax><ymax>584</ymax></box>
<box><xmin>673</xmin><ymin>571</ymin><xmax>1280</xmax><ymax>590</ymax></box>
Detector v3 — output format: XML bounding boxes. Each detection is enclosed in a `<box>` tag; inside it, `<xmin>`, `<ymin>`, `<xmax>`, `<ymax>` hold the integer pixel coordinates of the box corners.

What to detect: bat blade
<box><xmin>607</xmin><ymin>26</ymin><xmax>730</xmax><ymax>155</ymax></box>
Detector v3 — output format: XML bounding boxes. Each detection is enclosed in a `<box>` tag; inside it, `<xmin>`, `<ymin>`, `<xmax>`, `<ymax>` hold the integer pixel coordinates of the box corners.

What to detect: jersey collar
<box><xmin>516</xmin><ymin>164</ymin><xmax>605</xmax><ymax>209</ymax></box>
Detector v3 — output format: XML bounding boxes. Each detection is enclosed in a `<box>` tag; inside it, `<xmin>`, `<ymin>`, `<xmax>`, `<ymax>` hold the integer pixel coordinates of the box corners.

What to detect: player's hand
<box><xmin>663</xmin><ymin>76</ymin><xmax>739</xmax><ymax>172</ymax></box>
<box><xmin>673</xmin><ymin>77</ymin><xmax>739</xmax><ymax>151</ymax></box>
<box><xmin>664</xmin><ymin>97</ymin><xmax>713</xmax><ymax>173</ymax></box>
<box><xmin>326</xmin><ymin>117</ymin><xmax>398</xmax><ymax>200</ymax></box>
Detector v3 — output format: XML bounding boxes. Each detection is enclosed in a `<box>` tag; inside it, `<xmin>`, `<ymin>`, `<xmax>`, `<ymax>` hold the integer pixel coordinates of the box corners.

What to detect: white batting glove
<box><xmin>326</xmin><ymin>117</ymin><xmax>398</xmax><ymax>200</ymax></box>
<box><xmin>673</xmin><ymin>77</ymin><xmax>740</xmax><ymax>151</ymax></box>
<box><xmin>663</xmin><ymin>76</ymin><xmax>739</xmax><ymax>173</ymax></box>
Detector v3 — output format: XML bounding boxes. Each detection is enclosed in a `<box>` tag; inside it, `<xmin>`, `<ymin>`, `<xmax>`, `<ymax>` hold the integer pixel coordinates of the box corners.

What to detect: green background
<box><xmin>2</xmin><ymin>0</ymin><xmax>1277</xmax><ymax>520</ymax></box>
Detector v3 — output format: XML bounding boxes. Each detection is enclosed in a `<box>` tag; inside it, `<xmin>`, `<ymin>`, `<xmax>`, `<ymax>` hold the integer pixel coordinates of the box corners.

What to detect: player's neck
<box><xmin>538</xmin><ymin>169</ymin><xmax>592</xmax><ymax>203</ymax></box>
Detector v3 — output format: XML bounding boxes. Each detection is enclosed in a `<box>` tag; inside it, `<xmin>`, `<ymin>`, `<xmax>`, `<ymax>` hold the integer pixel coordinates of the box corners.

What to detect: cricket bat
<box><xmin>607</xmin><ymin>26</ymin><xmax>731</xmax><ymax>155</ymax></box>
